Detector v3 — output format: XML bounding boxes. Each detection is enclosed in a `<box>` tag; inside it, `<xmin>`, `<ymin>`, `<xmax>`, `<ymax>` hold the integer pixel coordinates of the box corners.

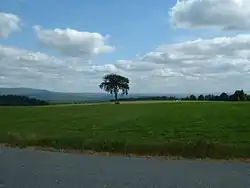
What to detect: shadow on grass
<box><xmin>1</xmin><ymin>135</ymin><xmax>250</xmax><ymax>159</ymax></box>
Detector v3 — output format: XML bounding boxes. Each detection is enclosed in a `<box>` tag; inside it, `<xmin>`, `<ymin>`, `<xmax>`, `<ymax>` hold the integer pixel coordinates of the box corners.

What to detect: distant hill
<box><xmin>0</xmin><ymin>87</ymin><xmax>191</xmax><ymax>102</ymax></box>
<box><xmin>0</xmin><ymin>88</ymin><xmax>113</xmax><ymax>102</ymax></box>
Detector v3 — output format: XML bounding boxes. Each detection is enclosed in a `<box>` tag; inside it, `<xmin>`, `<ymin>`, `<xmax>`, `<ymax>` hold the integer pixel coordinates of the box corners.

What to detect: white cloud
<box><xmin>152</xmin><ymin>68</ymin><xmax>184</xmax><ymax>78</ymax></box>
<box><xmin>170</xmin><ymin>0</ymin><xmax>250</xmax><ymax>30</ymax></box>
<box><xmin>0</xmin><ymin>45</ymin><xmax>119</xmax><ymax>92</ymax></box>
<box><xmin>115</xmin><ymin>60</ymin><xmax>163</xmax><ymax>71</ymax></box>
<box><xmin>0</xmin><ymin>12</ymin><xmax>21</xmax><ymax>37</ymax></box>
<box><xmin>140</xmin><ymin>34</ymin><xmax>250</xmax><ymax>69</ymax></box>
<box><xmin>0</xmin><ymin>44</ymin><xmax>186</xmax><ymax>93</ymax></box>
<box><xmin>33</xmin><ymin>26</ymin><xmax>115</xmax><ymax>57</ymax></box>
<box><xmin>135</xmin><ymin>34</ymin><xmax>250</xmax><ymax>92</ymax></box>
<box><xmin>139</xmin><ymin>51</ymin><xmax>179</xmax><ymax>64</ymax></box>
<box><xmin>76</xmin><ymin>64</ymin><xmax>118</xmax><ymax>76</ymax></box>
<box><xmin>2</xmin><ymin>31</ymin><xmax>250</xmax><ymax>93</ymax></box>
<box><xmin>0</xmin><ymin>44</ymin><xmax>25</xmax><ymax>59</ymax></box>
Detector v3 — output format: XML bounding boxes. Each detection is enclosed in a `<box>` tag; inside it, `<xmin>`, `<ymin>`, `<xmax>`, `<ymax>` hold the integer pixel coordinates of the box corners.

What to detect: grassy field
<box><xmin>1</xmin><ymin>101</ymin><xmax>250</xmax><ymax>159</ymax></box>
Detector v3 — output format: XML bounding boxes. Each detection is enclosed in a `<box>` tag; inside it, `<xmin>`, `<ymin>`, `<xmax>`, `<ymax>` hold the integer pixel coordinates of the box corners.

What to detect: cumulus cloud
<box><xmin>0</xmin><ymin>44</ymin><xmax>25</xmax><ymax>59</ymax></box>
<box><xmin>0</xmin><ymin>45</ymin><xmax>119</xmax><ymax>92</ymax></box>
<box><xmin>33</xmin><ymin>26</ymin><xmax>115</xmax><ymax>57</ymax></box>
<box><xmin>170</xmin><ymin>0</ymin><xmax>250</xmax><ymax>30</ymax></box>
<box><xmin>2</xmin><ymin>31</ymin><xmax>250</xmax><ymax>93</ymax></box>
<box><xmin>140</xmin><ymin>34</ymin><xmax>250</xmax><ymax>68</ymax></box>
<box><xmin>75</xmin><ymin>64</ymin><xmax>118</xmax><ymax>76</ymax></box>
<box><xmin>115</xmin><ymin>60</ymin><xmax>164</xmax><ymax>71</ymax></box>
<box><xmin>152</xmin><ymin>68</ymin><xmax>184</xmax><ymax>78</ymax></box>
<box><xmin>0</xmin><ymin>44</ymin><xmax>184</xmax><ymax>93</ymax></box>
<box><xmin>139</xmin><ymin>51</ymin><xmax>179</xmax><ymax>65</ymax></box>
<box><xmin>0</xmin><ymin>12</ymin><xmax>21</xmax><ymax>37</ymax></box>
<box><xmin>136</xmin><ymin>34</ymin><xmax>250</xmax><ymax>92</ymax></box>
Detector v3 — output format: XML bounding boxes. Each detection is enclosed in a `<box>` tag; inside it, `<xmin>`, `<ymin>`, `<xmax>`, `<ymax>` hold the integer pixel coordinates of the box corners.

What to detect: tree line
<box><xmin>183</xmin><ymin>90</ymin><xmax>249</xmax><ymax>101</ymax></box>
<box><xmin>0</xmin><ymin>95</ymin><xmax>49</xmax><ymax>106</ymax></box>
<box><xmin>100</xmin><ymin>74</ymin><xmax>250</xmax><ymax>103</ymax></box>
<box><xmin>110</xmin><ymin>90</ymin><xmax>249</xmax><ymax>102</ymax></box>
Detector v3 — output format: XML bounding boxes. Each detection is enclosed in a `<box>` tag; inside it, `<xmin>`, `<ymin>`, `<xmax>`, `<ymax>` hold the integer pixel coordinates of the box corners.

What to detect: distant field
<box><xmin>50</xmin><ymin>100</ymin><xmax>223</xmax><ymax>106</ymax></box>
<box><xmin>1</xmin><ymin>101</ymin><xmax>250</xmax><ymax>158</ymax></box>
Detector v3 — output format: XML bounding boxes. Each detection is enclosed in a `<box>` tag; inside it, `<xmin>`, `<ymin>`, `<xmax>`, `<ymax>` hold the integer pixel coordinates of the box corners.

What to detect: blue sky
<box><xmin>1</xmin><ymin>0</ymin><xmax>175</xmax><ymax>61</ymax></box>
<box><xmin>1</xmin><ymin>0</ymin><xmax>250</xmax><ymax>93</ymax></box>
<box><xmin>0</xmin><ymin>0</ymin><xmax>226</xmax><ymax>62</ymax></box>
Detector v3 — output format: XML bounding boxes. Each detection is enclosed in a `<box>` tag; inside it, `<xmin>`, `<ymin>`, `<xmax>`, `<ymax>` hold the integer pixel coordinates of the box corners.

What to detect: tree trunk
<box><xmin>114</xmin><ymin>91</ymin><xmax>119</xmax><ymax>104</ymax></box>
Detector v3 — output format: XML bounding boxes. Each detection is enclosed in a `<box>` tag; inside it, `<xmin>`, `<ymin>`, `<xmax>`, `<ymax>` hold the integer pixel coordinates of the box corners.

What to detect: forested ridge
<box><xmin>0</xmin><ymin>95</ymin><xmax>49</xmax><ymax>106</ymax></box>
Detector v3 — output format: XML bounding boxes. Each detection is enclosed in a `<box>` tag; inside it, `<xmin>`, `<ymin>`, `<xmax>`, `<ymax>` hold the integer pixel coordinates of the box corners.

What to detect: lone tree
<box><xmin>99</xmin><ymin>73</ymin><xmax>130</xmax><ymax>103</ymax></box>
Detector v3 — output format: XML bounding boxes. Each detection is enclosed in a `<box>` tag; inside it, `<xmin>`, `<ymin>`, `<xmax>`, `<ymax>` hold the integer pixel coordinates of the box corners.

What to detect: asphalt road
<box><xmin>0</xmin><ymin>147</ymin><xmax>249</xmax><ymax>188</ymax></box>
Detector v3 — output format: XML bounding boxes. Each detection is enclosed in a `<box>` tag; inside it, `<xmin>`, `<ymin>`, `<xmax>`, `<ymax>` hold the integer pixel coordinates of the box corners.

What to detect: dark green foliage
<box><xmin>0</xmin><ymin>95</ymin><xmax>49</xmax><ymax>106</ymax></box>
<box><xmin>189</xmin><ymin>95</ymin><xmax>197</xmax><ymax>100</ymax></box>
<box><xmin>1</xmin><ymin>102</ymin><xmax>250</xmax><ymax>158</ymax></box>
<box><xmin>198</xmin><ymin>95</ymin><xmax>205</xmax><ymax>101</ymax></box>
<box><xmin>99</xmin><ymin>74</ymin><xmax>130</xmax><ymax>103</ymax></box>
<box><xmin>220</xmin><ymin>92</ymin><xmax>229</xmax><ymax>101</ymax></box>
<box><xmin>185</xmin><ymin>90</ymin><xmax>248</xmax><ymax>102</ymax></box>
<box><xmin>229</xmin><ymin>90</ymin><xmax>247</xmax><ymax>101</ymax></box>
<box><xmin>204</xmin><ymin>94</ymin><xmax>213</xmax><ymax>101</ymax></box>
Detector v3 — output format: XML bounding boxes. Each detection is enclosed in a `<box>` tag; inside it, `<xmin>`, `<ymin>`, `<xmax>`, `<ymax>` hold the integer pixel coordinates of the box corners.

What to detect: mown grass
<box><xmin>1</xmin><ymin>101</ymin><xmax>250</xmax><ymax>159</ymax></box>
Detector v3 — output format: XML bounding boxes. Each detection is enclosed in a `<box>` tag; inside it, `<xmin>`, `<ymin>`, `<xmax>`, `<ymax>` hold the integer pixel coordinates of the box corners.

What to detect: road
<box><xmin>0</xmin><ymin>147</ymin><xmax>249</xmax><ymax>188</ymax></box>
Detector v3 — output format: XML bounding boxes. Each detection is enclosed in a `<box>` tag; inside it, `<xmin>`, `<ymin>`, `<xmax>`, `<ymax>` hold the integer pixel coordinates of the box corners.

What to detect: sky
<box><xmin>1</xmin><ymin>0</ymin><xmax>250</xmax><ymax>94</ymax></box>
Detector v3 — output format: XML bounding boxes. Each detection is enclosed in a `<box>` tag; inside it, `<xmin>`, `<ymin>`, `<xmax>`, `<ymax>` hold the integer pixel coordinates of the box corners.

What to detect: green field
<box><xmin>1</xmin><ymin>101</ymin><xmax>250</xmax><ymax>158</ymax></box>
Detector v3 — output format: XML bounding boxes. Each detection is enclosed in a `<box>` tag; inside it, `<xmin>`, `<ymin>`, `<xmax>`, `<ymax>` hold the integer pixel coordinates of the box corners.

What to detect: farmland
<box><xmin>0</xmin><ymin>101</ymin><xmax>250</xmax><ymax>159</ymax></box>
